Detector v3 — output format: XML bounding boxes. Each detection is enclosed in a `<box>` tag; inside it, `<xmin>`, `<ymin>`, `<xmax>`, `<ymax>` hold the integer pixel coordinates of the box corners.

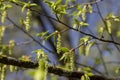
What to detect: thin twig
<box><xmin>87</xmin><ymin>27</ymin><xmax>109</xmax><ymax>76</ymax></box>
<box><xmin>105</xmin><ymin>61</ymin><xmax>120</xmax><ymax>64</ymax></box>
<box><xmin>67</xmin><ymin>0</ymin><xmax>103</xmax><ymax>9</ymax></box>
<box><xmin>95</xmin><ymin>2</ymin><xmax>120</xmax><ymax>52</ymax></box>
<box><xmin>5</xmin><ymin>15</ymin><xmax>55</xmax><ymax>53</ymax></box>
<box><xmin>76</xmin><ymin>62</ymin><xmax>103</xmax><ymax>75</ymax></box>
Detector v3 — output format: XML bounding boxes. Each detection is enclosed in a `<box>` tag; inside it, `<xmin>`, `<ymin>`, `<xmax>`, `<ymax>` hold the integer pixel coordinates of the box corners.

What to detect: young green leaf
<box><xmin>85</xmin><ymin>42</ymin><xmax>95</xmax><ymax>56</ymax></box>
<box><xmin>106</xmin><ymin>20</ymin><xmax>112</xmax><ymax>34</ymax></box>
<box><xmin>21</xmin><ymin>3</ymin><xmax>28</xmax><ymax>12</ymax></box>
<box><xmin>81</xmin><ymin>5</ymin><xmax>87</xmax><ymax>21</ymax></box>
<box><xmin>8</xmin><ymin>40</ymin><xmax>15</xmax><ymax>55</ymax></box>
<box><xmin>79</xmin><ymin>44</ymin><xmax>86</xmax><ymax>55</ymax></box>
<box><xmin>34</xmin><ymin>59</ymin><xmax>48</xmax><ymax>80</ymax></box>
<box><xmin>1</xmin><ymin>65</ymin><xmax>7</xmax><ymax>80</ymax></box>
<box><xmin>60</xmin><ymin>47</ymin><xmax>69</xmax><ymax>53</ymax></box>
<box><xmin>1</xmin><ymin>11</ymin><xmax>7</xmax><ymax>23</ymax></box>
<box><xmin>0</xmin><ymin>26</ymin><xmax>5</xmax><ymax>42</ymax></box>
<box><xmin>37</xmin><ymin>31</ymin><xmax>49</xmax><ymax>38</ymax></box>
<box><xmin>81</xmin><ymin>74</ymin><xmax>90</xmax><ymax>80</ymax></box>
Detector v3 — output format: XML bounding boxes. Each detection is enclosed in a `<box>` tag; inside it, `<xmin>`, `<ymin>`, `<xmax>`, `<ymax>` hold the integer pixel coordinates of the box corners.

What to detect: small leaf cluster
<box><xmin>37</xmin><ymin>31</ymin><xmax>58</xmax><ymax>45</ymax></box>
<box><xmin>71</xmin><ymin>4</ymin><xmax>92</xmax><ymax>30</ymax></box>
<box><xmin>0</xmin><ymin>26</ymin><xmax>5</xmax><ymax>42</ymax></box>
<box><xmin>44</xmin><ymin>0</ymin><xmax>67</xmax><ymax>18</ymax></box>
<box><xmin>59</xmin><ymin>47</ymin><xmax>75</xmax><ymax>71</ymax></box>
<box><xmin>0</xmin><ymin>40</ymin><xmax>15</xmax><ymax>55</ymax></box>
<box><xmin>0</xmin><ymin>58</ymin><xmax>18</xmax><ymax>80</ymax></box>
<box><xmin>79</xmin><ymin>36</ymin><xmax>95</xmax><ymax>56</ymax></box>
<box><xmin>33</xmin><ymin>49</ymin><xmax>49</xmax><ymax>80</ymax></box>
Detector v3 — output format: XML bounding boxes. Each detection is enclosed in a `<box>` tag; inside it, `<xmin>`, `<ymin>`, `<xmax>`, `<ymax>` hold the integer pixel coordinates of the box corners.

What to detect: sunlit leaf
<box><xmin>81</xmin><ymin>5</ymin><xmax>87</xmax><ymax>21</ymax></box>
<box><xmin>60</xmin><ymin>47</ymin><xmax>69</xmax><ymax>52</ymax></box>
<box><xmin>79</xmin><ymin>44</ymin><xmax>86</xmax><ymax>55</ymax></box>
<box><xmin>9</xmin><ymin>40</ymin><xmax>15</xmax><ymax>55</ymax></box>
<box><xmin>98</xmin><ymin>27</ymin><xmax>104</xmax><ymax>36</ymax></box>
<box><xmin>21</xmin><ymin>3</ymin><xmax>28</xmax><ymax>12</ymax></box>
<box><xmin>1</xmin><ymin>11</ymin><xmax>7</xmax><ymax>23</ymax></box>
<box><xmin>80</xmin><ymin>36</ymin><xmax>91</xmax><ymax>42</ymax></box>
<box><xmin>9</xmin><ymin>65</ymin><xmax>16</xmax><ymax>72</ymax></box>
<box><xmin>85</xmin><ymin>42</ymin><xmax>96</xmax><ymax>56</ymax></box>
<box><xmin>0</xmin><ymin>26</ymin><xmax>5</xmax><ymax>42</ymax></box>
<box><xmin>106</xmin><ymin>20</ymin><xmax>112</xmax><ymax>34</ymax></box>
<box><xmin>37</xmin><ymin>31</ymin><xmax>49</xmax><ymax>38</ymax></box>
<box><xmin>81</xmin><ymin>74</ymin><xmax>90</xmax><ymax>80</ymax></box>
<box><xmin>59</xmin><ymin>52</ymin><xmax>69</xmax><ymax>62</ymax></box>
<box><xmin>34</xmin><ymin>59</ymin><xmax>48</xmax><ymax>80</ymax></box>
<box><xmin>84</xmin><ymin>67</ymin><xmax>92</xmax><ymax>73</ymax></box>
<box><xmin>1</xmin><ymin>65</ymin><xmax>7</xmax><ymax>80</ymax></box>
<box><xmin>19</xmin><ymin>55</ymin><xmax>31</xmax><ymax>62</ymax></box>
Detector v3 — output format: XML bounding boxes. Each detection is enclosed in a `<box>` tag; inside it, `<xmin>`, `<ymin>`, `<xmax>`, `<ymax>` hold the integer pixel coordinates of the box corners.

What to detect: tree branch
<box><xmin>10</xmin><ymin>1</ymin><xmax>120</xmax><ymax>46</ymax></box>
<box><xmin>0</xmin><ymin>55</ymin><xmax>114</xmax><ymax>80</ymax></box>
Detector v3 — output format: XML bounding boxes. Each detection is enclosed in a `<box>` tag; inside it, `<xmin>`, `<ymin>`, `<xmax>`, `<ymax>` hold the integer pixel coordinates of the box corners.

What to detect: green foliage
<box><xmin>71</xmin><ymin>4</ymin><xmax>93</xmax><ymax>30</ymax></box>
<box><xmin>9</xmin><ymin>65</ymin><xmax>17</xmax><ymax>72</ymax></box>
<box><xmin>98</xmin><ymin>27</ymin><xmax>105</xmax><ymax>37</ymax></box>
<box><xmin>21</xmin><ymin>1</ymin><xmax>37</xmax><ymax>12</ymax></box>
<box><xmin>79</xmin><ymin>44</ymin><xmax>86</xmax><ymax>55</ymax></box>
<box><xmin>24</xmin><ymin>8</ymin><xmax>31</xmax><ymax>31</ymax></box>
<box><xmin>0</xmin><ymin>40</ymin><xmax>15</xmax><ymax>55</ymax></box>
<box><xmin>37</xmin><ymin>31</ymin><xmax>49</xmax><ymax>38</ymax></box>
<box><xmin>0</xmin><ymin>65</ymin><xmax>7</xmax><ymax>80</ymax></box>
<box><xmin>0</xmin><ymin>4</ymin><xmax>12</xmax><ymax>23</ymax></box>
<box><xmin>85</xmin><ymin>42</ymin><xmax>96</xmax><ymax>56</ymax></box>
<box><xmin>79</xmin><ymin>36</ymin><xmax>95</xmax><ymax>56</ymax></box>
<box><xmin>106</xmin><ymin>20</ymin><xmax>112</xmax><ymax>34</ymax></box>
<box><xmin>8</xmin><ymin>40</ymin><xmax>15</xmax><ymax>55</ymax></box>
<box><xmin>1</xmin><ymin>10</ymin><xmax>7</xmax><ymax>24</ymax></box>
<box><xmin>34</xmin><ymin>59</ymin><xmax>48</xmax><ymax>80</ymax></box>
<box><xmin>0</xmin><ymin>26</ymin><xmax>5</xmax><ymax>42</ymax></box>
<box><xmin>0</xmin><ymin>0</ymin><xmax>120</xmax><ymax>80</ymax></box>
<box><xmin>20</xmin><ymin>2</ymin><xmax>37</xmax><ymax>31</ymax></box>
<box><xmin>37</xmin><ymin>31</ymin><xmax>58</xmax><ymax>45</ymax></box>
<box><xmin>19</xmin><ymin>55</ymin><xmax>31</xmax><ymax>62</ymax></box>
<box><xmin>33</xmin><ymin>49</ymin><xmax>48</xmax><ymax>80</ymax></box>
<box><xmin>44</xmin><ymin>0</ymin><xmax>67</xmax><ymax>18</ymax></box>
<box><xmin>73</xmin><ymin>19</ymin><xmax>89</xmax><ymax>30</ymax></box>
<box><xmin>81</xmin><ymin>74</ymin><xmax>90</xmax><ymax>80</ymax></box>
<box><xmin>107</xmin><ymin>13</ymin><xmax>120</xmax><ymax>22</ymax></box>
<box><xmin>32</xmin><ymin>49</ymin><xmax>49</xmax><ymax>61</ymax></box>
<box><xmin>81</xmin><ymin>67</ymin><xmax>94</xmax><ymax>80</ymax></box>
<box><xmin>60</xmin><ymin>49</ymin><xmax>75</xmax><ymax>71</ymax></box>
<box><xmin>60</xmin><ymin>47</ymin><xmax>69</xmax><ymax>53</ymax></box>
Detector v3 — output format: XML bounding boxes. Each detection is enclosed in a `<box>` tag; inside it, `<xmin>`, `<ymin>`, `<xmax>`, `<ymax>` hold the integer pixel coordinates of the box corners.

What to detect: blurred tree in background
<box><xmin>0</xmin><ymin>0</ymin><xmax>120</xmax><ymax>80</ymax></box>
